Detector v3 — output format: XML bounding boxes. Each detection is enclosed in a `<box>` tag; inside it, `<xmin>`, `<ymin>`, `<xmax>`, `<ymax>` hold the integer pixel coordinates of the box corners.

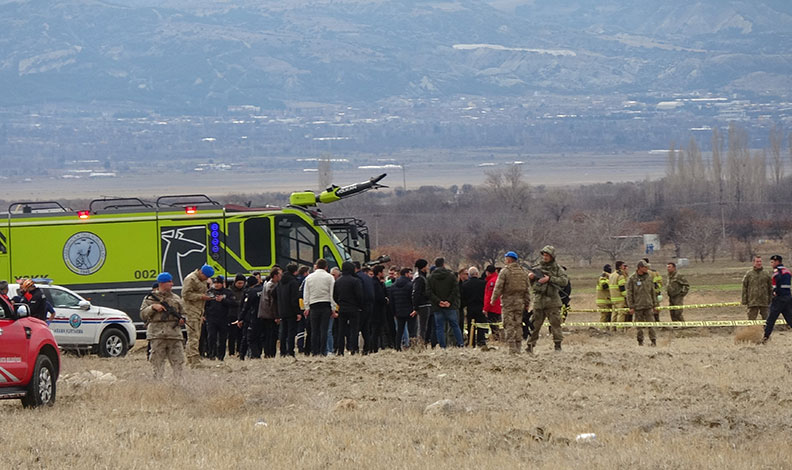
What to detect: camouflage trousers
<box><xmin>747</xmin><ymin>306</ymin><xmax>768</xmax><ymax>321</ymax></box>
<box><xmin>669</xmin><ymin>296</ymin><xmax>685</xmax><ymax>322</ymax></box>
<box><xmin>634</xmin><ymin>309</ymin><xmax>656</xmax><ymax>344</ymax></box>
<box><xmin>150</xmin><ymin>338</ymin><xmax>185</xmax><ymax>380</ymax></box>
<box><xmin>528</xmin><ymin>307</ymin><xmax>563</xmax><ymax>346</ymax></box>
<box><xmin>185</xmin><ymin>316</ymin><xmax>202</xmax><ymax>365</ymax></box>
<box><xmin>501</xmin><ymin>306</ymin><xmax>524</xmax><ymax>353</ymax></box>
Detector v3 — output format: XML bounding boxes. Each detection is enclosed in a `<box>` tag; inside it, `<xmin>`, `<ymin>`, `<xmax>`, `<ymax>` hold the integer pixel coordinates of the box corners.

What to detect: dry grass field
<box><xmin>4</xmin><ymin>259</ymin><xmax>790</xmax><ymax>469</ymax></box>
<box><xmin>3</xmin><ymin>327</ymin><xmax>792</xmax><ymax>469</ymax></box>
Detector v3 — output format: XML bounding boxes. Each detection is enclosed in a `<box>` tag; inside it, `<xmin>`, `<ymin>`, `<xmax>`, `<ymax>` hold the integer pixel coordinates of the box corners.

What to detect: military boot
<box><xmin>509</xmin><ymin>342</ymin><xmax>520</xmax><ymax>354</ymax></box>
<box><xmin>650</xmin><ymin>339</ymin><xmax>657</xmax><ymax>347</ymax></box>
<box><xmin>554</xmin><ymin>342</ymin><xmax>562</xmax><ymax>352</ymax></box>
<box><xmin>525</xmin><ymin>344</ymin><xmax>534</xmax><ymax>354</ymax></box>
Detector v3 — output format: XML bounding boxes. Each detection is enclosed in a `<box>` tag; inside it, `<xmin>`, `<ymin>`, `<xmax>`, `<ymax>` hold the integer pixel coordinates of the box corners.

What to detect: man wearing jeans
<box><xmin>302</xmin><ymin>258</ymin><xmax>336</xmax><ymax>356</ymax></box>
<box><xmin>427</xmin><ymin>257</ymin><xmax>463</xmax><ymax>348</ymax></box>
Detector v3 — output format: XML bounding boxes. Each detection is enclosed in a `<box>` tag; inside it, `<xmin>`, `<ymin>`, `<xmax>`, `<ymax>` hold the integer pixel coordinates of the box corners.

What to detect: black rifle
<box><xmin>147</xmin><ymin>292</ymin><xmax>185</xmax><ymax>323</ymax></box>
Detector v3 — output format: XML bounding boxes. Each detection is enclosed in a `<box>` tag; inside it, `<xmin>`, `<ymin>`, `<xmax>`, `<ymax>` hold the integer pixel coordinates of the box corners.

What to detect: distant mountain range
<box><xmin>1</xmin><ymin>0</ymin><xmax>791</xmax><ymax>113</ymax></box>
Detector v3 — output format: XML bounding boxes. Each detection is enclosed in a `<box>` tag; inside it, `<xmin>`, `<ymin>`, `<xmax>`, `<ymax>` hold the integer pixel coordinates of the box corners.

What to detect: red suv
<box><xmin>0</xmin><ymin>304</ymin><xmax>60</xmax><ymax>407</ymax></box>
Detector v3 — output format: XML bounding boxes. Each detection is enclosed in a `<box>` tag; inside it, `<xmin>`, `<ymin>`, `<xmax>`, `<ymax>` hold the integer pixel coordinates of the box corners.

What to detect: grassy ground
<box><xmin>4</xmin><ymin>258</ymin><xmax>788</xmax><ymax>469</ymax></box>
<box><xmin>3</xmin><ymin>326</ymin><xmax>792</xmax><ymax>469</ymax></box>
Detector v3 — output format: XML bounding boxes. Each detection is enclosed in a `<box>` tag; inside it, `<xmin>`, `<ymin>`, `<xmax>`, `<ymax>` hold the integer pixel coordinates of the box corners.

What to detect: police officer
<box><xmin>140</xmin><ymin>273</ymin><xmax>186</xmax><ymax>380</ymax></box>
<box><xmin>181</xmin><ymin>264</ymin><xmax>215</xmax><ymax>367</ymax></box>
<box><xmin>762</xmin><ymin>255</ymin><xmax>792</xmax><ymax>344</ymax></box>
<box><xmin>204</xmin><ymin>276</ymin><xmax>237</xmax><ymax>361</ymax></box>
<box><xmin>527</xmin><ymin>246</ymin><xmax>568</xmax><ymax>353</ymax></box>
<box><xmin>491</xmin><ymin>251</ymin><xmax>531</xmax><ymax>354</ymax></box>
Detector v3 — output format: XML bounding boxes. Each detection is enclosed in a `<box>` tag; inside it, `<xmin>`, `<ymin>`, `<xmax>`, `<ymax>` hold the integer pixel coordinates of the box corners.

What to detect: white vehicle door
<box><xmin>41</xmin><ymin>287</ymin><xmax>96</xmax><ymax>346</ymax></box>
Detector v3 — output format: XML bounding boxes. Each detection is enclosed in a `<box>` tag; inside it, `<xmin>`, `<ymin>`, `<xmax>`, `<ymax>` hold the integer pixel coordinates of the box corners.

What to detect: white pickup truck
<box><xmin>8</xmin><ymin>282</ymin><xmax>136</xmax><ymax>358</ymax></box>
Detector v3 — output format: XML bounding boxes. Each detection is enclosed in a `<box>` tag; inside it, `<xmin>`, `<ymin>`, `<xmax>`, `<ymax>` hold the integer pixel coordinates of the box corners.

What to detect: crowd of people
<box><xmin>139</xmin><ymin>249</ymin><xmax>792</xmax><ymax>379</ymax></box>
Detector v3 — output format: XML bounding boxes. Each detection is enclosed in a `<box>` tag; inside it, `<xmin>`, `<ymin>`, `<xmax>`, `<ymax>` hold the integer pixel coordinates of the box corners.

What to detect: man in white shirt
<box><xmin>302</xmin><ymin>258</ymin><xmax>337</xmax><ymax>356</ymax></box>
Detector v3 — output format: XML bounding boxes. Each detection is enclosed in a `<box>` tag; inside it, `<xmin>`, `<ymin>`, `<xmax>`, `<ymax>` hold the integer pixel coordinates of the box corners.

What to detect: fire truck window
<box><xmin>275</xmin><ymin>216</ymin><xmax>318</xmax><ymax>267</ymax></box>
<box><xmin>243</xmin><ymin>218</ymin><xmax>272</xmax><ymax>267</ymax></box>
<box><xmin>323</xmin><ymin>246</ymin><xmax>338</xmax><ymax>269</ymax></box>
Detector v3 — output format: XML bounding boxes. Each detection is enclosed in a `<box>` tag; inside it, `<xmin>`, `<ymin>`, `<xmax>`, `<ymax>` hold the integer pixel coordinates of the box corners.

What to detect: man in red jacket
<box><xmin>483</xmin><ymin>265</ymin><xmax>502</xmax><ymax>340</ymax></box>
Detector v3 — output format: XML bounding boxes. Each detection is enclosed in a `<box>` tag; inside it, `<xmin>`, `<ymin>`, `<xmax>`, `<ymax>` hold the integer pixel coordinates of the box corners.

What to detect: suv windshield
<box><xmin>41</xmin><ymin>287</ymin><xmax>82</xmax><ymax>308</ymax></box>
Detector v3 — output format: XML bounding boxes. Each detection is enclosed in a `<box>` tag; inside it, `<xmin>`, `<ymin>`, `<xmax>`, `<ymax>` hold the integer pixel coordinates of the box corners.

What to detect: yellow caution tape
<box><xmin>570</xmin><ymin>301</ymin><xmax>741</xmax><ymax>314</ymax></box>
<box><xmin>562</xmin><ymin>319</ymin><xmax>783</xmax><ymax>328</ymax></box>
<box><xmin>471</xmin><ymin>318</ymin><xmax>780</xmax><ymax>330</ymax></box>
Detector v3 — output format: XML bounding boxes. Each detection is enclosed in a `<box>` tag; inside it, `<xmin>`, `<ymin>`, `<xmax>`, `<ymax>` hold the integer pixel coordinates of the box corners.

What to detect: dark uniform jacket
<box><xmin>461</xmin><ymin>276</ymin><xmax>486</xmax><ymax>315</ymax></box>
<box><xmin>388</xmin><ymin>276</ymin><xmax>414</xmax><ymax>318</ymax></box>
<box><xmin>204</xmin><ymin>287</ymin><xmax>236</xmax><ymax>324</ymax></box>
<box><xmin>277</xmin><ymin>272</ymin><xmax>302</xmax><ymax>320</ymax></box>
<box><xmin>334</xmin><ymin>272</ymin><xmax>364</xmax><ymax>314</ymax></box>
<box><xmin>239</xmin><ymin>284</ymin><xmax>263</xmax><ymax>323</ymax></box>
<box><xmin>412</xmin><ymin>272</ymin><xmax>431</xmax><ymax>310</ymax></box>
<box><xmin>24</xmin><ymin>287</ymin><xmax>48</xmax><ymax>321</ymax></box>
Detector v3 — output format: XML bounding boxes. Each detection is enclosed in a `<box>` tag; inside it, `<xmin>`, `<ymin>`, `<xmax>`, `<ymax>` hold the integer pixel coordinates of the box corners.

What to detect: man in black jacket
<box><xmin>277</xmin><ymin>264</ymin><xmax>302</xmax><ymax>357</ymax></box>
<box><xmin>461</xmin><ymin>267</ymin><xmax>488</xmax><ymax>347</ymax></box>
<box><xmin>389</xmin><ymin>267</ymin><xmax>416</xmax><ymax>350</ymax></box>
<box><xmin>333</xmin><ymin>261</ymin><xmax>364</xmax><ymax>355</ymax></box>
<box><xmin>369</xmin><ymin>264</ymin><xmax>389</xmax><ymax>352</ymax></box>
<box><xmin>204</xmin><ymin>276</ymin><xmax>237</xmax><ymax>361</ymax></box>
<box><xmin>18</xmin><ymin>279</ymin><xmax>48</xmax><ymax>321</ymax></box>
<box><xmin>353</xmin><ymin>262</ymin><xmax>376</xmax><ymax>354</ymax></box>
<box><xmin>237</xmin><ymin>276</ymin><xmax>262</xmax><ymax>360</ymax></box>
<box><xmin>227</xmin><ymin>274</ymin><xmax>247</xmax><ymax>356</ymax></box>
<box><xmin>412</xmin><ymin>259</ymin><xmax>436</xmax><ymax>347</ymax></box>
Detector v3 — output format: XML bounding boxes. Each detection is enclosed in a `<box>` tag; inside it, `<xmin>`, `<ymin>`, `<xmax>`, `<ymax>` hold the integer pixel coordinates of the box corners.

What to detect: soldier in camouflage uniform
<box><xmin>182</xmin><ymin>264</ymin><xmax>215</xmax><ymax>367</ymax></box>
<box><xmin>490</xmin><ymin>251</ymin><xmax>531</xmax><ymax>354</ymax></box>
<box><xmin>741</xmin><ymin>255</ymin><xmax>773</xmax><ymax>320</ymax></box>
<box><xmin>526</xmin><ymin>246</ymin><xmax>568</xmax><ymax>353</ymax></box>
<box><xmin>140</xmin><ymin>272</ymin><xmax>186</xmax><ymax>380</ymax></box>
<box><xmin>626</xmin><ymin>260</ymin><xmax>659</xmax><ymax>346</ymax></box>
<box><xmin>665</xmin><ymin>262</ymin><xmax>690</xmax><ymax>321</ymax></box>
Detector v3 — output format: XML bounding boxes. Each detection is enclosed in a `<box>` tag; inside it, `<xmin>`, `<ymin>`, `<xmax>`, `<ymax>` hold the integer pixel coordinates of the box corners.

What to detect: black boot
<box><xmin>554</xmin><ymin>342</ymin><xmax>562</xmax><ymax>352</ymax></box>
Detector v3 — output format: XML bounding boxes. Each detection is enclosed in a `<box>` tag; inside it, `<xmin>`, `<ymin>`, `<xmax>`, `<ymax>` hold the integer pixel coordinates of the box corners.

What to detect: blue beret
<box><xmin>156</xmin><ymin>272</ymin><xmax>173</xmax><ymax>283</ymax></box>
<box><xmin>505</xmin><ymin>251</ymin><xmax>518</xmax><ymax>260</ymax></box>
<box><xmin>201</xmin><ymin>264</ymin><xmax>215</xmax><ymax>277</ymax></box>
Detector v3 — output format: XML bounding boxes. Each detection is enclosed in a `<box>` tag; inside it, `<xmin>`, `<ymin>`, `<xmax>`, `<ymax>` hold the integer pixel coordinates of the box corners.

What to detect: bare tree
<box><xmin>727</xmin><ymin>122</ymin><xmax>750</xmax><ymax>205</ymax></box>
<box><xmin>681</xmin><ymin>217</ymin><xmax>722</xmax><ymax>262</ymax></box>
<box><xmin>467</xmin><ymin>230</ymin><xmax>506</xmax><ymax>267</ymax></box>
<box><xmin>769</xmin><ymin>124</ymin><xmax>784</xmax><ymax>185</ymax></box>
<box><xmin>544</xmin><ymin>189</ymin><xmax>572</xmax><ymax>222</ymax></box>
<box><xmin>711</xmin><ymin>126</ymin><xmax>724</xmax><ymax>201</ymax></box>
<box><xmin>484</xmin><ymin>164</ymin><xmax>530</xmax><ymax>211</ymax></box>
<box><xmin>666</xmin><ymin>141</ymin><xmax>677</xmax><ymax>179</ymax></box>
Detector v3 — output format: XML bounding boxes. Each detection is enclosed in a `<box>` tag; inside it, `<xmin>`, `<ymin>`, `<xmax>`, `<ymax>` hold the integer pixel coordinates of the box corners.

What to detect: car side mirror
<box><xmin>15</xmin><ymin>304</ymin><xmax>29</xmax><ymax>318</ymax></box>
<box><xmin>78</xmin><ymin>300</ymin><xmax>91</xmax><ymax>310</ymax></box>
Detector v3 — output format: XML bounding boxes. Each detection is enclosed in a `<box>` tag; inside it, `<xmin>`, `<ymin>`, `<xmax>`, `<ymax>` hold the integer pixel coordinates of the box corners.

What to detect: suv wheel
<box><xmin>21</xmin><ymin>355</ymin><xmax>56</xmax><ymax>408</ymax></box>
<box><xmin>98</xmin><ymin>328</ymin><xmax>128</xmax><ymax>358</ymax></box>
